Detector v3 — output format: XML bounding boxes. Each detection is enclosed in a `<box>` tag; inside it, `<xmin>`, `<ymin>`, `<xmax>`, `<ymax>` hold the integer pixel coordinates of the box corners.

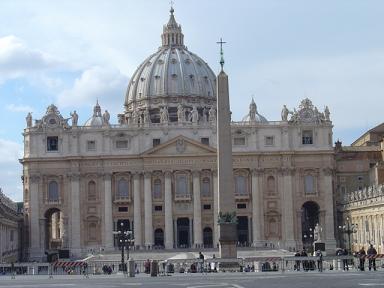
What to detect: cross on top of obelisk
<box><xmin>216</xmin><ymin>38</ymin><xmax>226</xmax><ymax>70</ymax></box>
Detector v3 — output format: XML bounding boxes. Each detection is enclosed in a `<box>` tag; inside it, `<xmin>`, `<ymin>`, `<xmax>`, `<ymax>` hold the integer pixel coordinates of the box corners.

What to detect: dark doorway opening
<box><xmin>203</xmin><ymin>227</ymin><xmax>213</xmax><ymax>248</ymax></box>
<box><xmin>177</xmin><ymin>218</ymin><xmax>190</xmax><ymax>248</ymax></box>
<box><xmin>237</xmin><ymin>216</ymin><xmax>249</xmax><ymax>246</ymax></box>
<box><xmin>154</xmin><ymin>228</ymin><xmax>164</xmax><ymax>248</ymax></box>
<box><xmin>301</xmin><ymin>201</ymin><xmax>320</xmax><ymax>249</ymax></box>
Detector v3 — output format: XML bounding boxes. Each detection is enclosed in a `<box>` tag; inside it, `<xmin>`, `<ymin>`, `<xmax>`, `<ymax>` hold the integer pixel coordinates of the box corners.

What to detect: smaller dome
<box><xmin>242</xmin><ymin>98</ymin><xmax>268</xmax><ymax>123</ymax></box>
<box><xmin>84</xmin><ymin>100</ymin><xmax>103</xmax><ymax>127</ymax></box>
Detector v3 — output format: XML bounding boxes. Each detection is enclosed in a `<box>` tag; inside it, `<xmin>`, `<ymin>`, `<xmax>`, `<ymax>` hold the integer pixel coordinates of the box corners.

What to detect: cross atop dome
<box><xmin>161</xmin><ymin>6</ymin><xmax>184</xmax><ymax>47</ymax></box>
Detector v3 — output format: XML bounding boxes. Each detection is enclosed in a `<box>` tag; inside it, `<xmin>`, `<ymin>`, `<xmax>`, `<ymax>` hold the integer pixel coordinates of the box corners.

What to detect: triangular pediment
<box><xmin>141</xmin><ymin>135</ymin><xmax>216</xmax><ymax>156</ymax></box>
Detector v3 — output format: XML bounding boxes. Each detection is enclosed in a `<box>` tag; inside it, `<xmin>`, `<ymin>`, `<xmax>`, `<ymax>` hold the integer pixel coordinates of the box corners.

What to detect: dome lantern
<box><xmin>161</xmin><ymin>7</ymin><xmax>184</xmax><ymax>47</ymax></box>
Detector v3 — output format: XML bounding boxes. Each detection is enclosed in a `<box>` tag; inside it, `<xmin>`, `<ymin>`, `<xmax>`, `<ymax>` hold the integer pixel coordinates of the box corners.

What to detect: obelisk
<box><xmin>216</xmin><ymin>39</ymin><xmax>237</xmax><ymax>259</ymax></box>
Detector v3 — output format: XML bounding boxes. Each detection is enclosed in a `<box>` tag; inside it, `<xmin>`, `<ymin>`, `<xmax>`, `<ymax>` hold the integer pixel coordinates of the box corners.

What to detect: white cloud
<box><xmin>57</xmin><ymin>66</ymin><xmax>129</xmax><ymax>115</ymax></box>
<box><xmin>0</xmin><ymin>35</ymin><xmax>62</xmax><ymax>82</ymax></box>
<box><xmin>0</xmin><ymin>138</ymin><xmax>23</xmax><ymax>201</ymax></box>
<box><xmin>6</xmin><ymin>103</ymin><xmax>34</xmax><ymax>113</ymax></box>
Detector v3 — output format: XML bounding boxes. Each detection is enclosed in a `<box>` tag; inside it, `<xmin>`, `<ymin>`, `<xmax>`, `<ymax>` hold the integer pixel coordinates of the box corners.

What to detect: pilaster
<box><xmin>133</xmin><ymin>172</ymin><xmax>142</xmax><ymax>248</ymax></box>
<box><xmin>164</xmin><ymin>170</ymin><xmax>174</xmax><ymax>249</ymax></box>
<box><xmin>192</xmin><ymin>170</ymin><xmax>202</xmax><ymax>247</ymax></box>
<box><xmin>143</xmin><ymin>171</ymin><xmax>153</xmax><ymax>248</ymax></box>
<box><xmin>103</xmin><ymin>172</ymin><xmax>113</xmax><ymax>249</ymax></box>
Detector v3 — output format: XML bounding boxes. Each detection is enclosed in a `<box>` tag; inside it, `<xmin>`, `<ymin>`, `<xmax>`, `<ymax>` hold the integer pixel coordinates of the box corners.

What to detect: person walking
<box><xmin>342</xmin><ymin>248</ymin><xmax>349</xmax><ymax>271</ymax></box>
<box><xmin>316</xmin><ymin>250</ymin><xmax>323</xmax><ymax>272</ymax></box>
<box><xmin>294</xmin><ymin>251</ymin><xmax>301</xmax><ymax>271</ymax></box>
<box><xmin>198</xmin><ymin>251</ymin><xmax>205</xmax><ymax>273</ymax></box>
<box><xmin>358</xmin><ymin>247</ymin><xmax>366</xmax><ymax>271</ymax></box>
<box><xmin>300</xmin><ymin>248</ymin><xmax>308</xmax><ymax>271</ymax></box>
<box><xmin>367</xmin><ymin>244</ymin><xmax>377</xmax><ymax>271</ymax></box>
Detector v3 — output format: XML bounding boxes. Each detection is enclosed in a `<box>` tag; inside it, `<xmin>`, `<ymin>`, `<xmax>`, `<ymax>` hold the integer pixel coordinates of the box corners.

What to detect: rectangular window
<box><xmin>116</xmin><ymin>140</ymin><xmax>128</xmax><ymax>149</ymax></box>
<box><xmin>201</xmin><ymin>138</ymin><xmax>209</xmax><ymax>145</ymax></box>
<box><xmin>235</xmin><ymin>175</ymin><xmax>247</xmax><ymax>195</ymax></box>
<box><xmin>10</xmin><ymin>230</ymin><xmax>14</xmax><ymax>242</ymax></box>
<box><xmin>154</xmin><ymin>205</ymin><xmax>163</xmax><ymax>211</ymax></box>
<box><xmin>87</xmin><ymin>140</ymin><xmax>96</xmax><ymax>151</ymax></box>
<box><xmin>47</xmin><ymin>136</ymin><xmax>58</xmax><ymax>151</ymax></box>
<box><xmin>153</xmin><ymin>138</ymin><xmax>161</xmax><ymax>147</ymax></box>
<box><xmin>176</xmin><ymin>174</ymin><xmax>189</xmax><ymax>197</ymax></box>
<box><xmin>302</xmin><ymin>130</ymin><xmax>313</xmax><ymax>145</ymax></box>
<box><xmin>265</xmin><ymin>136</ymin><xmax>274</xmax><ymax>146</ymax></box>
<box><xmin>118</xmin><ymin>206</ymin><xmax>128</xmax><ymax>212</ymax></box>
<box><xmin>234</xmin><ymin>137</ymin><xmax>245</xmax><ymax>146</ymax></box>
<box><xmin>203</xmin><ymin>204</ymin><xmax>211</xmax><ymax>210</ymax></box>
<box><xmin>237</xmin><ymin>203</ymin><xmax>246</xmax><ymax>209</ymax></box>
<box><xmin>304</xmin><ymin>175</ymin><xmax>315</xmax><ymax>194</ymax></box>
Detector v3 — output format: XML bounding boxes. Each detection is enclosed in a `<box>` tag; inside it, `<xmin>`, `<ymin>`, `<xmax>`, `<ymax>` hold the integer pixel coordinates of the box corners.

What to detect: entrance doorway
<box><xmin>301</xmin><ymin>201</ymin><xmax>320</xmax><ymax>249</ymax></box>
<box><xmin>44</xmin><ymin>208</ymin><xmax>63</xmax><ymax>251</ymax></box>
<box><xmin>154</xmin><ymin>228</ymin><xmax>164</xmax><ymax>247</ymax></box>
<box><xmin>177</xmin><ymin>218</ymin><xmax>190</xmax><ymax>248</ymax></box>
<box><xmin>203</xmin><ymin>227</ymin><xmax>213</xmax><ymax>248</ymax></box>
<box><xmin>237</xmin><ymin>216</ymin><xmax>249</xmax><ymax>246</ymax></box>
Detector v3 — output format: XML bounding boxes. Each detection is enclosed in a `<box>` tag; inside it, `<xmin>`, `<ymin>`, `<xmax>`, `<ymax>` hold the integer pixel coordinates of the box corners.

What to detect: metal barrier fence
<box><xmin>1</xmin><ymin>255</ymin><xmax>383</xmax><ymax>276</ymax></box>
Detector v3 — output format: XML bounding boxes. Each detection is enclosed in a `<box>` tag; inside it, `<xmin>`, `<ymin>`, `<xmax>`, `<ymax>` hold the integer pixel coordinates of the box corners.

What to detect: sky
<box><xmin>0</xmin><ymin>0</ymin><xmax>383</xmax><ymax>201</ymax></box>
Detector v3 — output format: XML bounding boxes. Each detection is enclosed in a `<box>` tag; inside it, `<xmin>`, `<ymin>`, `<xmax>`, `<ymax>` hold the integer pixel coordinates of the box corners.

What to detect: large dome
<box><xmin>123</xmin><ymin>8</ymin><xmax>216</xmax><ymax>124</ymax></box>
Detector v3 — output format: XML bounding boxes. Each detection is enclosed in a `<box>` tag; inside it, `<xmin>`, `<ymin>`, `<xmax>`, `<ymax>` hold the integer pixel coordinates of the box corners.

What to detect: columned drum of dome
<box><xmin>124</xmin><ymin>8</ymin><xmax>216</xmax><ymax>124</ymax></box>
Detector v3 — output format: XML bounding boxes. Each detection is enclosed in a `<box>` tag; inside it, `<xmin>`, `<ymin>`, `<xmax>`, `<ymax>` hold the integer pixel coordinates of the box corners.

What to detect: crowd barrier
<box><xmin>1</xmin><ymin>255</ymin><xmax>383</xmax><ymax>276</ymax></box>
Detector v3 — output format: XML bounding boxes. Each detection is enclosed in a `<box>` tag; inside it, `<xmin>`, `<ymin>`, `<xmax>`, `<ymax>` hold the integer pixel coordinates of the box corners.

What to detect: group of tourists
<box><xmin>356</xmin><ymin>244</ymin><xmax>378</xmax><ymax>271</ymax></box>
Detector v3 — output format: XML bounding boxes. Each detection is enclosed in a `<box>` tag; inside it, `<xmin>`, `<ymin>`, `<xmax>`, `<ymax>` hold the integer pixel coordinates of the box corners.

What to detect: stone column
<box><xmin>133</xmin><ymin>173</ymin><xmax>142</xmax><ymax>248</ymax></box>
<box><xmin>52</xmin><ymin>213</ymin><xmax>58</xmax><ymax>239</ymax></box>
<box><xmin>251</xmin><ymin>169</ymin><xmax>263</xmax><ymax>247</ymax></box>
<box><xmin>164</xmin><ymin>171</ymin><xmax>174</xmax><ymax>249</ymax></box>
<box><xmin>193</xmin><ymin>170</ymin><xmax>202</xmax><ymax>247</ymax></box>
<box><xmin>213</xmin><ymin>170</ymin><xmax>218</xmax><ymax>247</ymax></box>
<box><xmin>70</xmin><ymin>173</ymin><xmax>81</xmax><ymax>255</ymax></box>
<box><xmin>144</xmin><ymin>172</ymin><xmax>153</xmax><ymax>248</ymax></box>
<box><xmin>29</xmin><ymin>174</ymin><xmax>42</xmax><ymax>260</ymax></box>
<box><xmin>323</xmin><ymin>168</ymin><xmax>336</xmax><ymax>250</ymax></box>
<box><xmin>281</xmin><ymin>168</ymin><xmax>296</xmax><ymax>249</ymax></box>
<box><xmin>59</xmin><ymin>212</ymin><xmax>67</xmax><ymax>248</ymax></box>
<box><xmin>103</xmin><ymin>173</ymin><xmax>113</xmax><ymax>250</ymax></box>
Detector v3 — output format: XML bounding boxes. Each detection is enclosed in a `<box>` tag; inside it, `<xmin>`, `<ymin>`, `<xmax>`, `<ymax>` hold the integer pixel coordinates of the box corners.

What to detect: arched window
<box><xmin>235</xmin><ymin>175</ymin><xmax>247</xmax><ymax>195</ymax></box>
<box><xmin>176</xmin><ymin>174</ymin><xmax>188</xmax><ymax>197</ymax></box>
<box><xmin>117</xmin><ymin>179</ymin><xmax>129</xmax><ymax>199</ymax></box>
<box><xmin>153</xmin><ymin>178</ymin><xmax>162</xmax><ymax>199</ymax></box>
<box><xmin>304</xmin><ymin>175</ymin><xmax>315</xmax><ymax>194</ymax></box>
<box><xmin>48</xmin><ymin>181</ymin><xmax>59</xmax><ymax>201</ymax></box>
<box><xmin>201</xmin><ymin>177</ymin><xmax>211</xmax><ymax>197</ymax></box>
<box><xmin>267</xmin><ymin>176</ymin><xmax>275</xmax><ymax>194</ymax></box>
<box><xmin>88</xmin><ymin>181</ymin><xmax>96</xmax><ymax>201</ymax></box>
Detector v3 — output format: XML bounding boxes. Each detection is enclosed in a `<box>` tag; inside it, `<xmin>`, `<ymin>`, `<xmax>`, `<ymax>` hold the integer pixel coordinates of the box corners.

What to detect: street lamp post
<box><xmin>303</xmin><ymin>227</ymin><xmax>314</xmax><ymax>249</ymax></box>
<box><xmin>338</xmin><ymin>217</ymin><xmax>358</xmax><ymax>255</ymax></box>
<box><xmin>113</xmin><ymin>222</ymin><xmax>134</xmax><ymax>273</ymax></box>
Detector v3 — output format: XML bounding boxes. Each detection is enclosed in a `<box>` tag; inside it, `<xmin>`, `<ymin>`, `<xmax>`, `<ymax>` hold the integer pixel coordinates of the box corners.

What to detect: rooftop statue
<box><xmin>70</xmin><ymin>110</ymin><xmax>78</xmax><ymax>127</ymax></box>
<box><xmin>103</xmin><ymin>110</ymin><xmax>110</xmax><ymax>126</ymax></box>
<box><xmin>26</xmin><ymin>112</ymin><xmax>32</xmax><ymax>128</ymax></box>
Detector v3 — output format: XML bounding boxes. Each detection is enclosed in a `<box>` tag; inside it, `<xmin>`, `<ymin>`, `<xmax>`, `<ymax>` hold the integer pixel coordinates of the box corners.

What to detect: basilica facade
<box><xmin>22</xmin><ymin>9</ymin><xmax>336</xmax><ymax>260</ymax></box>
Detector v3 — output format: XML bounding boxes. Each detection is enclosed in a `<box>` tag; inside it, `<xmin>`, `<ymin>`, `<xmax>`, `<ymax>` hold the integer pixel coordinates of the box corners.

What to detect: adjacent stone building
<box><xmin>21</xmin><ymin>8</ymin><xmax>336</xmax><ymax>260</ymax></box>
<box><xmin>336</xmin><ymin>123</ymin><xmax>384</xmax><ymax>253</ymax></box>
<box><xmin>0</xmin><ymin>189</ymin><xmax>23</xmax><ymax>263</ymax></box>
